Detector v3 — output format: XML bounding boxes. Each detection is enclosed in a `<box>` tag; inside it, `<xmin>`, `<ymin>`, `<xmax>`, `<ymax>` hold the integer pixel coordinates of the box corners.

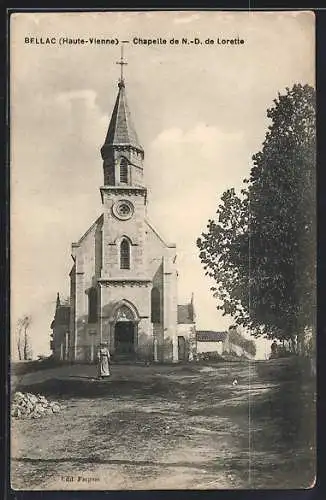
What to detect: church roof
<box><xmin>51</xmin><ymin>305</ymin><xmax>70</xmax><ymax>328</ymax></box>
<box><xmin>177</xmin><ymin>303</ymin><xmax>195</xmax><ymax>324</ymax></box>
<box><xmin>74</xmin><ymin>214</ymin><xmax>104</xmax><ymax>247</ymax></box>
<box><xmin>102</xmin><ymin>80</ymin><xmax>143</xmax><ymax>153</ymax></box>
<box><xmin>145</xmin><ymin>219</ymin><xmax>176</xmax><ymax>248</ymax></box>
<box><xmin>196</xmin><ymin>331</ymin><xmax>228</xmax><ymax>342</ymax></box>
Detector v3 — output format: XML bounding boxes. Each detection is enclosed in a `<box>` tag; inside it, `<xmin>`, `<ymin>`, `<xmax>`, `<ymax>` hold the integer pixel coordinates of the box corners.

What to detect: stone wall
<box><xmin>66</xmin><ymin>171</ymin><xmax>179</xmax><ymax>364</ymax></box>
<box><xmin>163</xmin><ymin>252</ymin><xmax>178</xmax><ymax>362</ymax></box>
<box><xmin>197</xmin><ymin>341</ymin><xmax>224</xmax><ymax>355</ymax></box>
<box><xmin>101</xmin><ymin>188</ymin><xmax>147</xmax><ymax>279</ymax></box>
<box><xmin>100</xmin><ymin>283</ymin><xmax>152</xmax><ymax>360</ymax></box>
<box><xmin>177</xmin><ymin>323</ymin><xmax>197</xmax><ymax>360</ymax></box>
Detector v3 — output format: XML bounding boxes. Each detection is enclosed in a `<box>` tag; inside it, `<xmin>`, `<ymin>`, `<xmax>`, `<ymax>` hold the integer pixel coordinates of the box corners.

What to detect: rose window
<box><xmin>112</xmin><ymin>200</ymin><xmax>134</xmax><ymax>220</ymax></box>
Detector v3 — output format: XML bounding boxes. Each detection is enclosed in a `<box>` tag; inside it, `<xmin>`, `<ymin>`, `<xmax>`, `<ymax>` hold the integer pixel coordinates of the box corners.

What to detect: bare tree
<box><xmin>16</xmin><ymin>315</ymin><xmax>33</xmax><ymax>360</ymax></box>
<box><xmin>16</xmin><ymin>320</ymin><xmax>23</xmax><ymax>361</ymax></box>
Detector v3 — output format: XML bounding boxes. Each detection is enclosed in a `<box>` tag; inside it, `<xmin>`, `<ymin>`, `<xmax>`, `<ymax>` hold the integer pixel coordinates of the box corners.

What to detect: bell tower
<box><xmin>98</xmin><ymin>48</ymin><xmax>153</xmax><ymax>360</ymax></box>
<box><xmin>99</xmin><ymin>47</ymin><xmax>148</xmax><ymax>281</ymax></box>
<box><xmin>100</xmin><ymin>47</ymin><xmax>145</xmax><ymax>189</ymax></box>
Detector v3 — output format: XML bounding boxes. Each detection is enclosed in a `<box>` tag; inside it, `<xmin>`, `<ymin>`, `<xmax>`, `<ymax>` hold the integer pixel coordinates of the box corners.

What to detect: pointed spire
<box><xmin>56</xmin><ymin>292</ymin><xmax>61</xmax><ymax>309</ymax></box>
<box><xmin>101</xmin><ymin>48</ymin><xmax>143</xmax><ymax>157</ymax></box>
<box><xmin>101</xmin><ymin>80</ymin><xmax>143</xmax><ymax>154</ymax></box>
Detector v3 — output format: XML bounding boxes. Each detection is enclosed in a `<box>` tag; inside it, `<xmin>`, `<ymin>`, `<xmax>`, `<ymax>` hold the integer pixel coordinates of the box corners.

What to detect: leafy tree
<box><xmin>197</xmin><ymin>84</ymin><xmax>316</xmax><ymax>352</ymax></box>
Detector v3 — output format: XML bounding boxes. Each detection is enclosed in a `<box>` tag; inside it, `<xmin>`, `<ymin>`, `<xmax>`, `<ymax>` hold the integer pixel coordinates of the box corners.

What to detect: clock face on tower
<box><xmin>112</xmin><ymin>200</ymin><xmax>134</xmax><ymax>220</ymax></box>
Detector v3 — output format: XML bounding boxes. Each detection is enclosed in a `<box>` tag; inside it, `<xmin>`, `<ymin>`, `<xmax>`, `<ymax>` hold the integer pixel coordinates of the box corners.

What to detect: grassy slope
<box><xmin>10</xmin><ymin>358</ymin><xmax>316</xmax><ymax>490</ymax></box>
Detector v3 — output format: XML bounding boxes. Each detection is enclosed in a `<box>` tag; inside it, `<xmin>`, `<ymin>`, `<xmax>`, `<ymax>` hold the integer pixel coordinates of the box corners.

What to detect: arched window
<box><xmin>120</xmin><ymin>158</ymin><xmax>128</xmax><ymax>184</ymax></box>
<box><xmin>151</xmin><ymin>287</ymin><xmax>161</xmax><ymax>323</ymax></box>
<box><xmin>88</xmin><ymin>287</ymin><xmax>98</xmax><ymax>323</ymax></box>
<box><xmin>120</xmin><ymin>239</ymin><xmax>130</xmax><ymax>269</ymax></box>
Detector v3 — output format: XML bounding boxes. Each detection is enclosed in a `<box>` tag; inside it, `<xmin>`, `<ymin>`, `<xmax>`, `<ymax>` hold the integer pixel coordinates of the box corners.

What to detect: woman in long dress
<box><xmin>97</xmin><ymin>342</ymin><xmax>111</xmax><ymax>379</ymax></box>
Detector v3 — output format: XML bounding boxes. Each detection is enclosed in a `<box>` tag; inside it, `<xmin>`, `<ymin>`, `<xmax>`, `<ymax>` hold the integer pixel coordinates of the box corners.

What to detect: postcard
<box><xmin>10</xmin><ymin>10</ymin><xmax>316</xmax><ymax>490</ymax></box>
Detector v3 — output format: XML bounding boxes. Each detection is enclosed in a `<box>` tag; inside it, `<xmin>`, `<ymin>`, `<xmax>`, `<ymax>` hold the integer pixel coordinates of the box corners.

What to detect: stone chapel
<box><xmin>50</xmin><ymin>64</ymin><xmax>196</xmax><ymax>363</ymax></box>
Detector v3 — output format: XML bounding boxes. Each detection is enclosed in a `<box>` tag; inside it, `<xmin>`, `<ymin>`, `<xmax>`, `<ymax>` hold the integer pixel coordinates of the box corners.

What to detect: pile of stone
<box><xmin>11</xmin><ymin>392</ymin><xmax>65</xmax><ymax>419</ymax></box>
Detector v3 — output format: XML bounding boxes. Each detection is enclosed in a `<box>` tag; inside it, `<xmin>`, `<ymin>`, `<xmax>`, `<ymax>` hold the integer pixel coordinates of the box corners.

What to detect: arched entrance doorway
<box><xmin>110</xmin><ymin>302</ymin><xmax>139</xmax><ymax>360</ymax></box>
<box><xmin>115</xmin><ymin>322</ymin><xmax>135</xmax><ymax>356</ymax></box>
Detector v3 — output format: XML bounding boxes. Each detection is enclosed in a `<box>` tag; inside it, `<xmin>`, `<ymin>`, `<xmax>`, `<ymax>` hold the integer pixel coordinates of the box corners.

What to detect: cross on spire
<box><xmin>116</xmin><ymin>44</ymin><xmax>128</xmax><ymax>87</ymax></box>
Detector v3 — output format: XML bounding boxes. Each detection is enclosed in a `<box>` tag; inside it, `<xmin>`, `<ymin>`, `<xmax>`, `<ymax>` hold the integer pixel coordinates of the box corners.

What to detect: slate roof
<box><xmin>102</xmin><ymin>81</ymin><xmax>143</xmax><ymax>152</ymax></box>
<box><xmin>52</xmin><ymin>306</ymin><xmax>70</xmax><ymax>327</ymax></box>
<box><xmin>177</xmin><ymin>303</ymin><xmax>195</xmax><ymax>324</ymax></box>
<box><xmin>75</xmin><ymin>214</ymin><xmax>104</xmax><ymax>247</ymax></box>
<box><xmin>196</xmin><ymin>330</ymin><xmax>228</xmax><ymax>342</ymax></box>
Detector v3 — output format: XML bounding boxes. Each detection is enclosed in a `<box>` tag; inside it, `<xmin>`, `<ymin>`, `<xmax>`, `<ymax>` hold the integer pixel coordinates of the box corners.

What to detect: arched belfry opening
<box><xmin>120</xmin><ymin>157</ymin><xmax>129</xmax><ymax>184</ymax></box>
<box><xmin>110</xmin><ymin>302</ymin><xmax>139</xmax><ymax>360</ymax></box>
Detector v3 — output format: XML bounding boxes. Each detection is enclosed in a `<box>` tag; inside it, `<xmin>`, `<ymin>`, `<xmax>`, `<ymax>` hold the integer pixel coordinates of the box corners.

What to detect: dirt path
<box><xmin>11</xmin><ymin>359</ymin><xmax>315</xmax><ymax>490</ymax></box>
<box><xmin>38</xmin><ymin>393</ymin><xmax>239</xmax><ymax>491</ymax></box>
<box><xmin>41</xmin><ymin>440</ymin><xmax>234</xmax><ymax>490</ymax></box>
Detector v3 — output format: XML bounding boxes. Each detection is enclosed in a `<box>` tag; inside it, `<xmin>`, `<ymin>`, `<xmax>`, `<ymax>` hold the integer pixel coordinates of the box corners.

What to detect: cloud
<box><xmin>56</xmin><ymin>89</ymin><xmax>97</xmax><ymax>107</ymax></box>
<box><xmin>173</xmin><ymin>13</ymin><xmax>201</xmax><ymax>25</ymax></box>
<box><xmin>152</xmin><ymin>122</ymin><xmax>243</xmax><ymax>159</ymax></box>
<box><xmin>149</xmin><ymin>123</ymin><xmax>248</xmax><ymax>234</ymax></box>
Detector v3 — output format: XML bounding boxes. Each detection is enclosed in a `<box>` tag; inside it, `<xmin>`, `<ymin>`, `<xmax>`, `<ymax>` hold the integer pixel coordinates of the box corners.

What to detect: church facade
<box><xmin>50</xmin><ymin>70</ymin><xmax>196</xmax><ymax>363</ymax></box>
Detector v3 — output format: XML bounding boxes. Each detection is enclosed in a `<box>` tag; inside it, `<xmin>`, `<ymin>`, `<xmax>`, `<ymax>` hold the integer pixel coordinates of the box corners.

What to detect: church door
<box><xmin>178</xmin><ymin>336</ymin><xmax>186</xmax><ymax>361</ymax></box>
<box><xmin>114</xmin><ymin>321</ymin><xmax>135</xmax><ymax>359</ymax></box>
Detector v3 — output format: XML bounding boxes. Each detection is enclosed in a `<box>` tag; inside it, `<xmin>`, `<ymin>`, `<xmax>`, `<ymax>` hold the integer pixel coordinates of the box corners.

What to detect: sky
<box><xmin>10</xmin><ymin>11</ymin><xmax>315</xmax><ymax>360</ymax></box>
